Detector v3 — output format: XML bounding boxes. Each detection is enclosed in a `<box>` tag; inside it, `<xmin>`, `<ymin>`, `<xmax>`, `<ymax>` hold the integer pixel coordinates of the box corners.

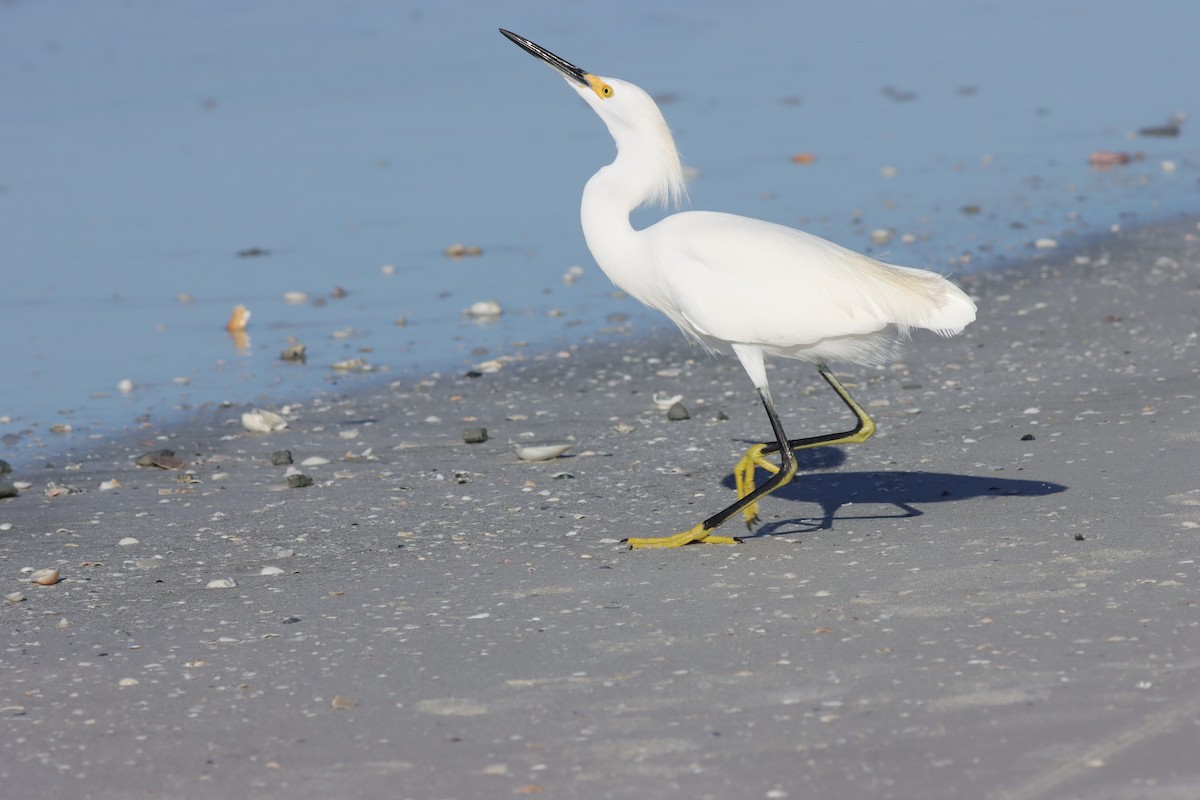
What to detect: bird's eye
<box><xmin>587</xmin><ymin>75</ymin><xmax>614</xmax><ymax>100</ymax></box>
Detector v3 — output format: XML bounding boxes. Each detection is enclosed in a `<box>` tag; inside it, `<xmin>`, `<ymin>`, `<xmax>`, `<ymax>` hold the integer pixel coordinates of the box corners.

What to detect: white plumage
<box><xmin>502</xmin><ymin>30</ymin><xmax>976</xmax><ymax>548</ymax></box>
<box><xmin>569</xmin><ymin>75</ymin><xmax>975</xmax><ymax>389</ymax></box>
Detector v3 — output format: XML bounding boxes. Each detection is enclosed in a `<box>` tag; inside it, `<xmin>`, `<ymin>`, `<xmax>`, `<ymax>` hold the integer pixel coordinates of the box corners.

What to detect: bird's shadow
<box><xmin>721</xmin><ymin>447</ymin><xmax>1067</xmax><ymax>536</ymax></box>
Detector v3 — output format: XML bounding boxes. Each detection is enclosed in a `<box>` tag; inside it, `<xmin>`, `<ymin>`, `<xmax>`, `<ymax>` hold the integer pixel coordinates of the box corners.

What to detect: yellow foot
<box><xmin>733</xmin><ymin>444</ymin><xmax>780</xmax><ymax>528</ymax></box>
<box><xmin>625</xmin><ymin>523</ymin><xmax>740</xmax><ymax>550</ymax></box>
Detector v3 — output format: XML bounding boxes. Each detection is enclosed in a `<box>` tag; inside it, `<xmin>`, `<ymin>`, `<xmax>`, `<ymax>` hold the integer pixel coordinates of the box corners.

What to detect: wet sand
<box><xmin>2</xmin><ymin>217</ymin><xmax>1199</xmax><ymax>799</ymax></box>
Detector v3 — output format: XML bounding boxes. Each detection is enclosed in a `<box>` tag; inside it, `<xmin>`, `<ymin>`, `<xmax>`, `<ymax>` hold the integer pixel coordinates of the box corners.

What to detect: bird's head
<box><xmin>501</xmin><ymin>29</ymin><xmax>612</xmax><ymax>102</ymax></box>
<box><xmin>501</xmin><ymin>29</ymin><xmax>684</xmax><ymax>208</ymax></box>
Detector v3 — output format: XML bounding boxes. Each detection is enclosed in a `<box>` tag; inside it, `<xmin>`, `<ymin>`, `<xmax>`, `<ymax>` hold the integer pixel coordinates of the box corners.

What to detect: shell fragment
<box><xmin>242</xmin><ymin>409</ymin><xmax>288</xmax><ymax>433</ymax></box>
<box><xmin>513</xmin><ymin>443</ymin><xmax>572</xmax><ymax>462</ymax></box>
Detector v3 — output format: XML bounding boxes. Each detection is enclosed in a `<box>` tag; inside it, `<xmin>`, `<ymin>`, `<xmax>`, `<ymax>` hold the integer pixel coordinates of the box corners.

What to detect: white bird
<box><xmin>501</xmin><ymin>30</ymin><xmax>976</xmax><ymax>549</ymax></box>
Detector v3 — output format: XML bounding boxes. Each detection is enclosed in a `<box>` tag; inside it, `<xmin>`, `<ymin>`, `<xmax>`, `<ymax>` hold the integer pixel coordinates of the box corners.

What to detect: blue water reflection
<box><xmin>1</xmin><ymin>0</ymin><xmax>1195</xmax><ymax>454</ymax></box>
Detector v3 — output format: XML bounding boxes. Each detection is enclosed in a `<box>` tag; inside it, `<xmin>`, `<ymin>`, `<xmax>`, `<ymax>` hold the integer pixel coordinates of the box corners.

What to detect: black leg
<box><xmin>625</xmin><ymin>367</ymin><xmax>876</xmax><ymax>549</ymax></box>
<box><xmin>759</xmin><ymin>365</ymin><xmax>875</xmax><ymax>456</ymax></box>
<box><xmin>733</xmin><ymin>366</ymin><xmax>877</xmax><ymax>530</ymax></box>
<box><xmin>700</xmin><ymin>387</ymin><xmax>797</xmax><ymax>531</ymax></box>
<box><xmin>625</xmin><ymin>386</ymin><xmax>797</xmax><ymax>549</ymax></box>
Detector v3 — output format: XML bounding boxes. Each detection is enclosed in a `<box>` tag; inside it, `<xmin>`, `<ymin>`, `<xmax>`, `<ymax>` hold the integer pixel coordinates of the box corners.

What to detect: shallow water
<box><xmin>1</xmin><ymin>0</ymin><xmax>1196</xmax><ymax>461</ymax></box>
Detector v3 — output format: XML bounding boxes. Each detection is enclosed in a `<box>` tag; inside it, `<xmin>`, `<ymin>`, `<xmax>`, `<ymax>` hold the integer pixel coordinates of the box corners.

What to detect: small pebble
<box><xmin>331</xmin><ymin>695</ymin><xmax>358</xmax><ymax>710</ymax></box>
<box><xmin>205</xmin><ymin>578</ymin><xmax>237</xmax><ymax>589</ymax></box>
<box><xmin>271</xmin><ymin>450</ymin><xmax>294</xmax><ymax>466</ymax></box>
<box><xmin>4</xmin><ymin>592</ymin><xmax>25</xmax><ymax>603</ymax></box>
<box><xmin>463</xmin><ymin>428</ymin><xmax>489</xmax><ymax>444</ymax></box>
<box><xmin>1138</xmin><ymin>123</ymin><xmax>1180</xmax><ymax>137</ymax></box>
<box><xmin>0</xmin><ymin>483</ymin><xmax>18</xmax><ymax>499</ymax></box>
<box><xmin>118</xmin><ymin>677</ymin><xmax>139</xmax><ymax>687</ymax></box>
<box><xmin>99</xmin><ymin>479</ymin><xmax>121</xmax><ymax>491</ymax></box>
<box><xmin>1034</xmin><ymin>238</ymin><xmax>1058</xmax><ymax>249</ymax></box>
<box><xmin>118</xmin><ymin>537</ymin><xmax>139</xmax><ymax>546</ymax></box>
<box><xmin>287</xmin><ymin>474</ymin><xmax>314</xmax><ymax>488</ymax></box>
<box><xmin>1021</xmin><ymin>434</ymin><xmax>1036</xmax><ymax>441</ymax></box>
<box><xmin>50</xmin><ymin>423</ymin><xmax>72</xmax><ymax>434</ymax></box>
<box><xmin>260</xmin><ymin>566</ymin><xmax>285</xmax><ymax>576</ymax></box>
<box><xmin>667</xmin><ymin>402</ymin><xmax>690</xmax><ymax>421</ymax></box>
<box><xmin>380</xmin><ymin>264</ymin><xmax>397</xmax><ymax>275</ymax></box>
<box><xmin>0</xmin><ymin>460</ymin><xmax>10</xmax><ymax>475</ymax></box>
<box><xmin>116</xmin><ymin>378</ymin><xmax>135</xmax><ymax>393</ymax></box>
<box><xmin>300</xmin><ymin>456</ymin><xmax>329</xmax><ymax>467</ymax></box>
<box><xmin>283</xmin><ymin>291</ymin><xmax>309</xmax><ymax>304</ymax></box>
<box><xmin>280</xmin><ymin>343</ymin><xmax>307</xmax><ymax>363</ymax></box>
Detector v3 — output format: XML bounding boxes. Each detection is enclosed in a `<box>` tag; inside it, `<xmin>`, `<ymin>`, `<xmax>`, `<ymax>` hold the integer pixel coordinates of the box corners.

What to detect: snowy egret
<box><xmin>500</xmin><ymin>29</ymin><xmax>976</xmax><ymax>549</ymax></box>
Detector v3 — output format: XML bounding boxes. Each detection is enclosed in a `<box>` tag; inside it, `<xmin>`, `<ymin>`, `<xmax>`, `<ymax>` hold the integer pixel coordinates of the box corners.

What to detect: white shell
<box><xmin>475</xmin><ymin>358</ymin><xmax>505</xmax><ymax>373</ymax></box>
<box><xmin>205</xmin><ymin>578</ymin><xmax>237</xmax><ymax>589</ymax></box>
<box><xmin>300</xmin><ymin>456</ymin><xmax>330</xmax><ymax>467</ymax></box>
<box><xmin>652</xmin><ymin>393</ymin><xmax>683</xmax><ymax>410</ymax></box>
<box><xmin>513</xmin><ymin>444</ymin><xmax>572</xmax><ymax>462</ymax></box>
<box><xmin>331</xmin><ymin>357</ymin><xmax>372</xmax><ymax>372</ymax></box>
<box><xmin>31</xmin><ymin>568</ymin><xmax>61</xmax><ymax>586</ymax></box>
<box><xmin>465</xmin><ymin>300</ymin><xmax>502</xmax><ymax>318</ymax></box>
<box><xmin>242</xmin><ymin>409</ymin><xmax>288</xmax><ymax>433</ymax></box>
<box><xmin>283</xmin><ymin>291</ymin><xmax>309</xmax><ymax>304</ymax></box>
<box><xmin>259</xmin><ymin>566</ymin><xmax>285</xmax><ymax>576</ymax></box>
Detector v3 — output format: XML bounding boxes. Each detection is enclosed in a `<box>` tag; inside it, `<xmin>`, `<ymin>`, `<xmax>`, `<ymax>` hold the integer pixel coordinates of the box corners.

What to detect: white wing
<box><xmin>641</xmin><ymin>211</ymin><xmax>974</xmax><ymax>362</ymax></box>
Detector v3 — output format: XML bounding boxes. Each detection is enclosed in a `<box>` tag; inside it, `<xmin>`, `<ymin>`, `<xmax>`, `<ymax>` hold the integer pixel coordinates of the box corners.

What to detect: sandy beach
<box><xmin>2</xmin><ymin>216</ymin><xmax>1199</xmax><ymax>799</ymax></box>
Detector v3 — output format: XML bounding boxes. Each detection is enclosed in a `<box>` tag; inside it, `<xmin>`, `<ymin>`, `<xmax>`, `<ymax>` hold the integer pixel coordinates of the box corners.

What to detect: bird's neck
<box><xmin>579</xmin><ymin>144</ymin><xmax>678</xmax><ymax>301</ymax></box>
<box><xmin>579</xmin><ymin>165</ymin><xmax>644</xmax><ymax>298</ymax></box>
